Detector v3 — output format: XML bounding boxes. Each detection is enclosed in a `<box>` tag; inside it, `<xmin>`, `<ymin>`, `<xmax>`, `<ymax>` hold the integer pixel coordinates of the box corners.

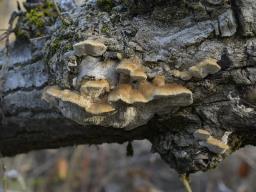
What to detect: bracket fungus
<box><xmin>154</xmin><ymin>83</ymin><xmax>192</xmax><ymax>100</ymax></box>
<box><xmin>43</xmin><ymin>86</ymin><xmax>115</xmax><ymax>115</ymax></box>
<box><xmin>116</xmin><ymin>57</ymin><xmax>147</xmax><ymax>80</ymax></box>
<box><xmin>189</xmin><ymin>58</ymin><xmax>221</xmax><ymax>79</ymax></box>
<box><xmin>44</xmin><ymin>51</ymin><xmax>193</xmax><ymax>129</ymax></box>
<box><xmin>43</xmin><ymin>86</ymin><xmax>90</xmax><ymax>108</ymax></box>
<box><xmin>138</xmin><ymin>80</ymin><xmax>155</xmax><ymax>101</ymax></box>
<box><xmin>193</xmin><ymin>129</ymin><xmax>211</xmax><ymax>140</ymax></box>
<box><xmin>170</xmin><ymin>69</ymin><xmax>192</xmax><ymax>81</ymax></box>
<box><xmin>73</xmin><ymin>39</ymin><xmax>107</xmax><ymax>57</ymax></box>
<box><xmin>152</xmin><ymin>75</ymin><xmax>193</xmax><ymax>106</ymax></box>
<box><xmin>199</xmin><ymin>136</ymin><xmax>229</xmax><ymax>154</ymax></box>
<box><xmin>108</xmin><ymin>84</ymin><xmax>149</xmax><ymax>104</ymax></box>
<box><xmin>109</xmin><ymin>74</ymin><xmax>193</xmax><ymax>106</ymax></box>
<box><xmin>169</xmin><ymin>58</ymin><xmax>221</xmax><ymax>81</ymax></box>
<box><xmin>86</xmin><ymin>102</ymin><xmax>115</xmax><ymax>115</ymax></box>
<box><xmin>152</xmin><ymin>75</ymin><xmax>165</xmax><ymax>86</ymax></box>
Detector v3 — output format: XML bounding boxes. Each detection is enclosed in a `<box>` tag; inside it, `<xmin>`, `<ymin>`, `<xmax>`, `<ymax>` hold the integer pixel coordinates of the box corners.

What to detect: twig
<box><xmin>53</xmin><ymin>0</ymin><xmax>71</xmax><ymax>25</ymax></box>
<box><xmin>180</xmin><ymin>174</ymin><xmax>192</xmax><ymax>192</ymax></box>
<box><xmin>0</xmin><ymin>153</ymin><xmax>7</xmax><ymax>192</ymax></box>
<box><xmin>0</xmin><ymin>33</ymin><xmax>8</xmax><ymax>42</ymax></box>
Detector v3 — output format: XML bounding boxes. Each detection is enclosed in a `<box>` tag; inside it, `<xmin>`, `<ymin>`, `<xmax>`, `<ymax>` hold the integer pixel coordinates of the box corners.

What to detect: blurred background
<box><xmin>0</xmin><ymin>0</ymin><xmax>20</xmax><ymax>48</ymax></box>
<box><xmin>1</xmin><ymin>140</ymin><xmax>256</xmax><ymax>192</ymax></box>
<box><xmin>1</xmin><ymin>1</ymin><xmax>256</xmax><ymax>192</ymax></box>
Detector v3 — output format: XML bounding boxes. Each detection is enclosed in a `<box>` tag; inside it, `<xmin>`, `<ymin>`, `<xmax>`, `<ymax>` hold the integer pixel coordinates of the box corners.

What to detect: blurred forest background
<box><xmin>1</xmin><ymin>1</ymin><xmax>256</xmax><ymax>192</ymax></box>
<box><xmin>0</xmin><ymin>0</ymin><xmax>20</xmax><ymax>48</ymax></box>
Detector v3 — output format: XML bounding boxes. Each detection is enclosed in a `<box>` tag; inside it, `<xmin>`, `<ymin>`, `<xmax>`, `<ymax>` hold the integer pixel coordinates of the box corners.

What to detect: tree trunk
<box><xmin>1</xmin><ymin>0</ymin><xmax>256</xmax><ymax>174</ymax></box>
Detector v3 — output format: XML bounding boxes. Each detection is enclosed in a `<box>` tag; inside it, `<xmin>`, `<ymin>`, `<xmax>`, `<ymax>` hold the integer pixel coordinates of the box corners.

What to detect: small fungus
<box><xmin>86</xmin><ymin>102</ymin><xmax>116</xmax><ymax>114</ymax></box>
<box><xmin>154</xmin><ymin>83</ymin><xmax>192</xmax><ymax>98</ymax></box>
<box><xmin>44</xmin><ymin>86</ymin><xmax>90</xmax><ymax>108</ymax></box>
<box><xmin>200</xmin><ymin>136</ymin><xmax>229</xmax><ymax>154</ymax></box>
<box><xmin>189</xmin><ymin>58</ymin><xmax>221</xmax><ymax>79</ymax></box>
<box><xmin>116</xmin><ymin>57</ymin><xmax>147</xmax><ymax>80</ymax></box>
<box><xmin>151</xmin><ymin>76</ymin><xmax>193</xmax><ymax>106</ymax></box>
<box><xmin>170</xmin><ymin>70</ymin><xmax>192</xmax><ymax>81</ymax></box>
<box><xmin>193</xmin><ymin>129</ymin><xmax>211</xmax><ymax>140</ymax></box>
<box><xmin>153</xmin><ymin>84</ymin><xmax>193</xmax><ymax>106</ymax></box>
<box><xmin>132</xmin><ymin>68</ymin><xmax>147</xmax><ymax>81</ymax></box>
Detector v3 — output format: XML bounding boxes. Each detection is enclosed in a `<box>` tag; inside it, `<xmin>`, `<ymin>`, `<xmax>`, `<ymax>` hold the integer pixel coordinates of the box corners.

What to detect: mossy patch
<box><xmin>101</xmin><ymin>24</ymin><xmax>111</xmax><ymax>34</ymax></box>
<box><xmin>14</xmin><ymin>0</ymin><xmax>58</xmax><ymax>40</ymax></box>
<box><xmin>26</xmin><ymin>9</ymin><xmax>45</xmax><ymax>29</ymax></box>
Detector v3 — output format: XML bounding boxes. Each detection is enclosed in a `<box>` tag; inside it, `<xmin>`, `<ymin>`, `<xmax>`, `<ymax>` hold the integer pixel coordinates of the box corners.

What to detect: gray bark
<box><xmin>1</xmin><ymin>0</ymin><xmax>256</xmax><ymax>175</ymax></box>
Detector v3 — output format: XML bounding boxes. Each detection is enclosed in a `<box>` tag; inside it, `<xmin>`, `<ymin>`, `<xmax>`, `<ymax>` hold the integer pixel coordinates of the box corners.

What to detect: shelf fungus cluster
<box><xmin>193</xmin><ymin>129</ymin><xmax>230</xmax><ymax>154</ymax></box>
<box><xmin>43</xmin><ymin>39</ymin><xmax>194</xmax><ymax>129</ymax></box>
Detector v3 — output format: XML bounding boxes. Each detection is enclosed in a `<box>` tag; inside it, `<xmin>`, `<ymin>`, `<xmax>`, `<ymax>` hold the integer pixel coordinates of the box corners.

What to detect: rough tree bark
<box><xmin>1</xmin><ymin>0</ymin><xmax>256</xmax><ymax>176</ymax></box>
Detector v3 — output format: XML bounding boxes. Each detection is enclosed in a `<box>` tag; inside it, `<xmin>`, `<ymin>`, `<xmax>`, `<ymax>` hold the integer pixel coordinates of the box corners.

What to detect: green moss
<box><xmin>14</xmin><ymin>27</ymin><xmax>30</xmax><ymax>39</ymax></box>
<box><xmin>96</xmin><ymin>0</ymin><xmax>114</xmax><ymax>12</ymax></box>
<box><xmin>101</xmin><ymin>25</ymin><xmax>110</xmax><ymax>34</ymax></box>
<box><xmin>14</xmin><ymin>0</ymin><xmax>58</xmax><ymax>40</ymax></box>
<box><xmin>26</xmin><ymin>9</ymin><xmax>45</xmax><ymax>28</ymax></box>
<box><xmin>50</xmin><ymin>38</ymin><xmax>62</xmax><ymax>53</ymax></box>
<box><xmin>25</xmin><ymin>0</ymin><xmax>58</xmax><ymax>28</ymax></box>
<box><xmin>63</xmin><ymin>43</ymin><xmax>73</xmax><ymax>52</ymax></box>
<box><xmin>45</xmin><ymin>0</ymin><xmax>55</xmax><ymax>8</ymax></box>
